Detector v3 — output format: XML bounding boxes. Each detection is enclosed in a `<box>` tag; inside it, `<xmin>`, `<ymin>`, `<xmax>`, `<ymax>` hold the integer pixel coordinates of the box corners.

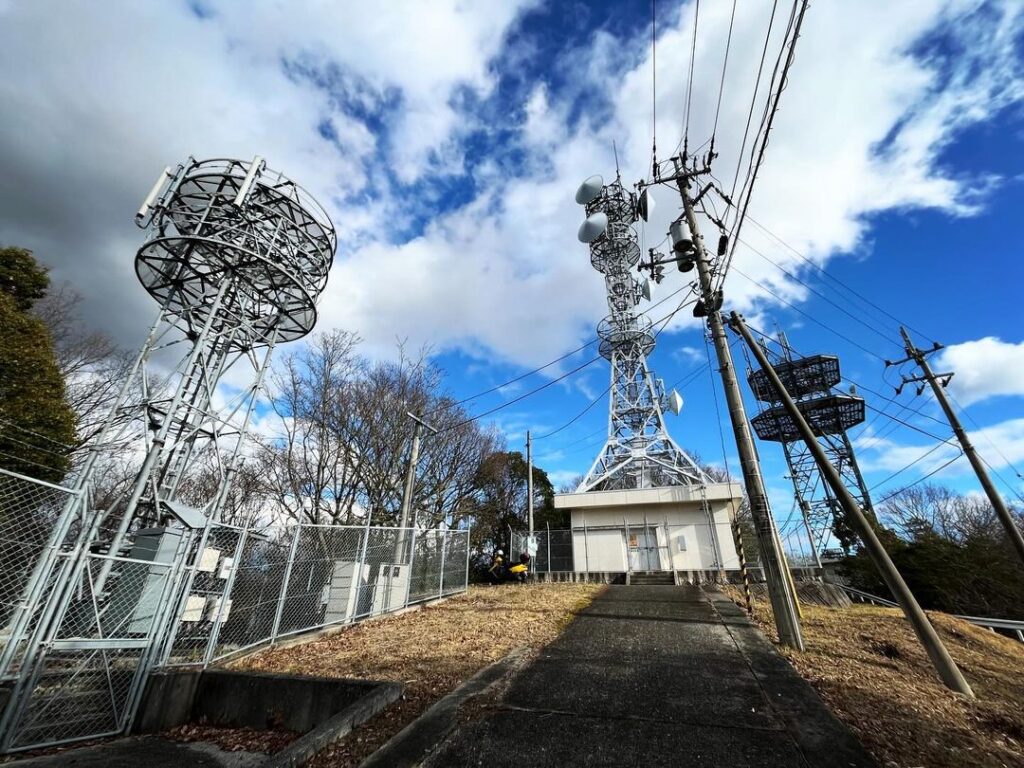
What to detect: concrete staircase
<box><xmin>628</xmin><ymin>571</ymin><xmax>675</xmax><ymax>586</ymax></box>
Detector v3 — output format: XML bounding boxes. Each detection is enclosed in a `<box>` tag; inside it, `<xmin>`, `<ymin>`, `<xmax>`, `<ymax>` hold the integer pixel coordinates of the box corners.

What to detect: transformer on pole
<box><xmin>573</xmin><ymin>175</ymin><xmax>706</xmax><ymax>492</ymax></box>
<box><xmin>746</xmin><ymin>337</ymin><xmax>875</xmax><ymax>562</ymax></box>
<box><xmin>82</xmin><ymin>156</ymin><xmax>337</xmax><ymax>549</ymax></box>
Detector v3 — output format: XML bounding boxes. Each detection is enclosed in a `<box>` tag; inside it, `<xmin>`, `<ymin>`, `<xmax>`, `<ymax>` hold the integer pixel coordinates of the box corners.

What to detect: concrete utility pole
<box><xmin>732</xmin><ymin>312</ymin><xmax>974</xmax><ymax>697</ymax></box>
<box><xmin>527</xmin><ymin>430</ymin><xmax>534</xmax><ymax>537</ymax></box>
<box><xmin>893</xmin><ymin>328</ymin><xmax>1024</xmax><ymax>569</ymax></box>
<box><xmin>398</xmin><ymin>412</ymin><xmax>438</xmax><ymax>531</ymax></box>
<box><xmin>668</xmin><ymin>157</ymin><xmax>804</xmax><ymax>650</ymax></box>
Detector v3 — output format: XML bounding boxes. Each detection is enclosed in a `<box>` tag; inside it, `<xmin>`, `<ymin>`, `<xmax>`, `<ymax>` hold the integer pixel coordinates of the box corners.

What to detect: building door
<box><xmin>627</xmin><ymin>528</ymin><xmax>659</xmax><ymax>571</ymax></box>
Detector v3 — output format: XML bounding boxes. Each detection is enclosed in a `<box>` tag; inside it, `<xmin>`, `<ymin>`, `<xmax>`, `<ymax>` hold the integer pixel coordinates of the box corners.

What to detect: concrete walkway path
<box><xmin>423</xmin><ymin>585</ymin><xmax>875</xmax><ymax>768</ymax></box>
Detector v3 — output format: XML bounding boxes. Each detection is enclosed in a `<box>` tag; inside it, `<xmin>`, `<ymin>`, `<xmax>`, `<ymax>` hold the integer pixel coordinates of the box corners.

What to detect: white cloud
<box><xmin>936</xmin><ymin>336</ymin><xmax>1024</xmax><ymax>406</ymax></box>
<box><xmin>1</xmin><ymin>0</ymin><xmax>1022</xmax><ymax>379</ymax></box>
<box><xmin>855</xmin><ymin>416</ymin><xmax>1024</xmax><ymax>490</ymax></box>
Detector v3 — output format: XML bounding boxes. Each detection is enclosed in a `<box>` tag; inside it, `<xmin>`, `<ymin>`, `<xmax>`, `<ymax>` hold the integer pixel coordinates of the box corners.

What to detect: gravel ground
<box><xmin>721</xmin><ymin>585</ymin><xmax>1024</xmax><ymax>768</ymax></box>
<box><xmin>233</xmin><ymin>583</ymin><xmax>602</xmax><ymax>767</ymax></box>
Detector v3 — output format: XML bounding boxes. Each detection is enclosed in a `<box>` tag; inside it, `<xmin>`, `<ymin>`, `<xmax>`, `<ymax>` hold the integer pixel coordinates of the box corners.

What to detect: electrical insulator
<box><xmin>717</xmin><ymin>234</ymin><xmax>728</xmax><ymax>257</ymax></box>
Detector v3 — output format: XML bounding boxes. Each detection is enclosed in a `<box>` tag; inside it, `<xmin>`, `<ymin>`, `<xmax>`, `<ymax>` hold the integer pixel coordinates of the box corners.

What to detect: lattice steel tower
<box><xmin>573</xmin><ymin>175</ymin><xmax>705</xmax><ymax>491</ymax></box>
<box><xmin>747</xmin><ymin>335</ymin><xmax>874</xmax><ymax>562</ymax></box>
<box><xmin>80</xmin><ymin>156</ymin><xmax>336</xmax><ymax>549</ymax></box>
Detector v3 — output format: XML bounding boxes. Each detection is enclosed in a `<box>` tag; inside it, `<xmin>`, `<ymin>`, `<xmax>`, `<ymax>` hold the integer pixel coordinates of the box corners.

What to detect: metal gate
<box><xmin>0</xmin><ymin>469</ymin><xmax>191</xmax><ymax>753</ymax></box>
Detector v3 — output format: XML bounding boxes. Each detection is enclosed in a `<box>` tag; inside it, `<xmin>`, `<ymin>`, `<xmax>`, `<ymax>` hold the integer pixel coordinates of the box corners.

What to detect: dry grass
<box><xmin>233</xmin><ymin>583</ymin><xmax>602</xmax><ymax>767</ymax></box>
<box><xmin>721</xmin><ymin>585</ymin><xmax>1024</xmax><ymax>768</ymax></box>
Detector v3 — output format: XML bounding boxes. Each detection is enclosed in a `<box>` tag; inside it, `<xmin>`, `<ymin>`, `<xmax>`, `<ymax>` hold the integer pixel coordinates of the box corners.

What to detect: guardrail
<box><xmin>835</xmin><ymin>584</ymin><xmax>1024</xmax><ymax>643</ymax></box>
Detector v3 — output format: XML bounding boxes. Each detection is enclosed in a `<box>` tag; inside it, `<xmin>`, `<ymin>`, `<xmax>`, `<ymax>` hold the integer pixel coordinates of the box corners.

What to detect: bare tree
<box><xmin>343</xmin><ymin>348</ymin><xmax>436</xmax><ymax>524</ymax></box>
<box><xmin>257</xmin><ymin>329</ymin><xmax>363</xmax><ymax>525</ymax></box>
<box><xmin>176</xmin><ymin>453</ymin><xmax>271</xmax><ymax>531</ymax></box>
<box><xmin>33</xmin><ymin>284</ymin><xmax>139</xmax><ymax>448</ymax></box>
<box><xmin>413</xmin><ymin>399</ymin><xmax>502</xmax><ymax>529</ymax></box>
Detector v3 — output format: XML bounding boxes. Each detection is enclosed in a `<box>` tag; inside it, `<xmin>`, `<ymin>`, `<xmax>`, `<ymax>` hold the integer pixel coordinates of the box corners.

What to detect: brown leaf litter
<box><xmin>720</xmin><ymin>584</ymin><xmax>1024</xmax><ymax>768</ymax></box>
<box><xmin>230</xmin><ymin>583</ymin><xmax>602</xmax><ymax>766</ymax></box>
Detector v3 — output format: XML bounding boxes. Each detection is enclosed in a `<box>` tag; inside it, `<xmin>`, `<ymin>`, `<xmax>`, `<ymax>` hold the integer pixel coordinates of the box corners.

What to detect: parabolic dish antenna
<box><xmin>636</xmin><ymin>187</ymin><xmax>655</xmax><ymax>222</ymax></box>
<box><xmin>639</xmin><ymin>277</ymin><xmax>652</xmax><ymax>301</ymax></box>
<box><xmin>578</xmin><ymin>211</ymin><xmax>609</xmax><ymax>243</ymax></box>
<box><xmin>575</xmin><ymin>175</ymin><xmax>604</xmax><ymax>205</ymax></box>
<box><xmin>667</xmin><ymin>389</ymin><xmax>684</xmax><ymax>416</ymax></box>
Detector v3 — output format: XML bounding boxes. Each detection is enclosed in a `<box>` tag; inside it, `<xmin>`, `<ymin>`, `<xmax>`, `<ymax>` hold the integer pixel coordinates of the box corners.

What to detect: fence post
<box><xmin>464</xmin><ymin>527</ymin><xmax>471</xmax><ymax>591</ymax></box>
<box><xmin>624</xmin><ymin>515</ymin><xmax>631</xmax><ymax>575</ymax></box>
<box><xmin>155</xmin><ymin>518</ymin><xmax>216</xmax><ymax>667</ymax></box>
<box><xmin>404</xmin><ymin>527</ymin><xmax>417</xmax><ymax>609</ymax></box>
<box><xmin>204</xmin><ymin>526</ymin><xmax>248</xmax><ymax>666</ymax></box>
<box><xmin>546</xmin><ymin>522</ymin><xmax>551</xmax><ymax>575</ymax></box>
<box><xmin>438</xmin><ymin>529</ymin><xmax>448</xmax><ymax>600</ymax></box>
<box><xmin>354</xmin><ymin>523</ymin><xmax>371</xmax><ymax>621</ymax></box>
<box><xmin>270</xmin><ymin>525</ymin><xmax>301</xmax><ymax>644</ymax></box>
<box><xmin>582</xmin><ymin>511</ymin><xmax>590</xmax><ymax>578</ymax></box>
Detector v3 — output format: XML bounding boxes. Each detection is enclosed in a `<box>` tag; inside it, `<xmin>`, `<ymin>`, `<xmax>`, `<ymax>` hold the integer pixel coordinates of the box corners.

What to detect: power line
<box><xmin>448</xmin><ymin>288</ymin><xmax>698</xmax><ymax>433</ymax></box>
<box><xmin>447</xmin><ymin>281</ymin><xmax>693</xmax><ymax>414</ymax></box>
<box><xmin>650</xmin><ymin>0</ymin><xmax>658</xmax><ymax>174</ymax></box>
<box><xmin>445</xmin><ymin>354</ymin><xmax>604</xmax><ymax>432</ymax></box>
<box><xmin>734</xmin><ymin>235</ymin><xmax>903</xmax><ymax>350</ymax></box>
<box><xmin>681</xmin><ymin>0</ymin><xmax>700</xmax><ymax>148</ymax></box>
<box><xmin>745</xmin><ymin>214</ymin><xmax>936</xmax><ymax>344</ymax></box>
<box><xmin>872</xmin><ymin>453</ymin><xmax>966</xmax><ymax>508</ymax></box>
<box><xmin>534</xmin><ymin>383</ymin><xmax>610</xmax><ymax>440</ymax></box>
<box><xmin>746</xmin><ymin>318</ymin><xmax>955</xmax><ymax>435</ymax></box>
<box><xmin>720</xmin><ymin>0</ymin><xmax>807</xmax><ymax>286</ymax></box>
<box><xmin>947</xmin><ymin>389</ymin><xmax>1024</xmax><ymax>481</ymax></box>
<box><xmin>728</xmin><ymin>0</ymin><xmax>780</xmax><ymax>204</ymax></box>
<box><xmin>729</xmin><ymin>265</ymin><xmax>889</xmax><ymax>362</ymax></box>
<box><xmin>535</xmin><ymin>292</ymin><xmax>701</xmax><ymax>440</ymax></box>
<box><xmin>868</xmin><ymin>442</ymin><xmax>959</xmax><ymax>494</ymax></box>
<box><xmin>711</xmin><ymin>0</ymin><xmax>738</xmax><ymax>140</ymax></box>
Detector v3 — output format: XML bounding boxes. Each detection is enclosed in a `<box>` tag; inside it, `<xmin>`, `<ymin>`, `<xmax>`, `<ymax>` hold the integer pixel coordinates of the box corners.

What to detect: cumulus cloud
<box><xmin>936</xmin><ymin>337</ymin><xmax>1024</xmax><ymax>406</ymax></box>
<box><xmin>0</xmin><ymin>0</ymin><xmax>1022</xmax><ymax>375</ymax></box>
<box><xmin>855</xmin><ymin>416</ymin><xmax>1024</xmax><ymax>488</ymax></box>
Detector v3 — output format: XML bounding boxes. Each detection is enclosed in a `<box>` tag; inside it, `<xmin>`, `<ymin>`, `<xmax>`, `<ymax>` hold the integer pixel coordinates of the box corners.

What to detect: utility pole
<box><xmin>732</xmin><ymin>312</ymin><xmax>974</xmax><ymax>696</ymax></box>
<box><xmin>892</xmin><ymin>328</ymin><xmax>1024</xmax><ymax>569</ymax></box>
<box><xmin>527</xmin><ymin>430</ymin><xmax>534</xmax><ymax>538</ymax></box>
<box><xmin>398</xmin><ymin>412</ymin><xmax>438</xmax><ymax>530</ymax></box>
<box><xmin>665</xmin><ymin>156</ymin><xmax>804</xmax><ymax>650</ymax></box>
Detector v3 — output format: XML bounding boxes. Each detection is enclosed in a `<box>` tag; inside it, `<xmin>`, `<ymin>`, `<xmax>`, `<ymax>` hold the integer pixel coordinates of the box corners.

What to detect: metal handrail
<box><xmin>835</xmin><ymin>584</ymin><xmax>1024</xmax><ymax>642</ymax></box>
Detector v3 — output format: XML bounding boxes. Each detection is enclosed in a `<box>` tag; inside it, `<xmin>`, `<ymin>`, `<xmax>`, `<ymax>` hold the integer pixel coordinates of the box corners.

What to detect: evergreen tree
<box><xmin>0</xmin><ymin>247</ymin><xmax>77</xmax><ymax>483</ymax></box>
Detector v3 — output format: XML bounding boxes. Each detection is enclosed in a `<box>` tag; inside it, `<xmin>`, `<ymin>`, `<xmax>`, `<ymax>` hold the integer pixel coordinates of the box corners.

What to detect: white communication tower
<box><xmin>81</xmin><ymin>156</ymin><xmax>336</xmax><ymax>552</ymax></box>
<box><xmin>574</xmin><ymin>175</ymin><xmax>707</xmax><ymax>491</ymax></box>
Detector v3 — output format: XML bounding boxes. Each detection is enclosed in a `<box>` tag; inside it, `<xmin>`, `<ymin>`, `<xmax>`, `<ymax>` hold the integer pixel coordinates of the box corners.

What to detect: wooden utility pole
<box><xmin>732</xmin><ymin>312</ymin><xmax>974</xmax><ymax>696</ymax></box>
<box><xmin>892</xmin><ymin>328</ymin><xmax>1024</xmax><ymax>568</ymax></box>
<box><xmin>667</xmin><ymin>156</ymin><xmax>804</xmax><ymax>650</ymax></box>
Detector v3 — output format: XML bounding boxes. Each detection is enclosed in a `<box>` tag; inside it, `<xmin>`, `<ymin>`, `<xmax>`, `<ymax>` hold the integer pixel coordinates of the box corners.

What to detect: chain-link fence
<box><xmin>161</xmin><ymin>523</ymin><xmax>470</xmax><ymax>666</ymax></box>
<box><xmin>2</xmin><ymin>550</ymin><xmax>176</xmax><ymax>751</ymax></box>
<box><xmin>0</xmin><ymin>468</ymin><xmax>88</xmax><ymax>681</ymax></box>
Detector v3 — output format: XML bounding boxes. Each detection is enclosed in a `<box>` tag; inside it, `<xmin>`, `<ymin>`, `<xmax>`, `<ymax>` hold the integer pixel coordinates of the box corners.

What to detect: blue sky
<box><xmin>0</xmin><ymin>1</ymin><xmax>1022</xmax><ymax>552</ymax></box>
